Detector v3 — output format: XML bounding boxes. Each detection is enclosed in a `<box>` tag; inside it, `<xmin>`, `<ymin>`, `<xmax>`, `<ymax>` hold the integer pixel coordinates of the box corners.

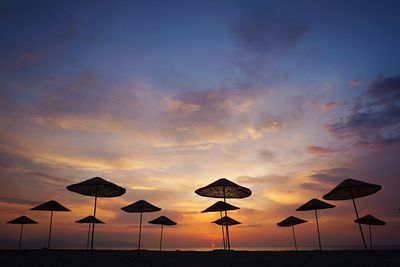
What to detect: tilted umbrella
<box><xmin>354</xmin><ymin>215</ymin><xmax>385</xmax><ymax>250</ymax></box>
<box><xmin>75</xmin><ymin>216</ymin><xmax>104</xmax><ymax>250</ymax></box>
<box><xmin>7</xmin><ymin>216</ymin><xmax>38</xmax><ymax>249</ymax></box>
<box><xmin>277</xmin><ymin>216</ymin><xmax>307</xmax><ymax>250</ymax></box>
<box><xmin>202</xmin><ymin>201</ymin><xmax>239</xmax><ymax>249</ymax></box>
<box><xmin>296</xmin><ymin>198</ymin><xmax>335</xmax><ymax>250</ymax></box>
<box><xmin>195</xmin><ymin>178</ymin><xmax>251</xmax><ymax>250</ymax></box>
<box><xmin>31</xmin><ymin>200</ymin><xmax>70</xmax><ymax>249</ymax></box>
<box><xmin>67</xmin><ymin>177</ymin><xmax>125</xmax><ymax>250</ymax></box>
<box><xmin>121</xmin><ymin>200</ymin><xmax>161</xmax><ymax>250</ymax></box>
<box><xmin>323</xmin><ymin>178</ymin><xmax>381</xmax><ymax>250</ymax></box>
<box><xmin>148</xmin><ymin>216</ymin><xmax>177</xmax><ymax>251</ymax></box>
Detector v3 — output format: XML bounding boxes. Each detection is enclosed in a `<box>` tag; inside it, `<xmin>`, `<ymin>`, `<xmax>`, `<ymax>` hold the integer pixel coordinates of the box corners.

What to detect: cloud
<box><xmin>320</xmin><ymin>101</ymin><xmax>346</xmax><ymax>110</ymax></box>
<box><xmin>307</xmin><ymin>146</ymin><xmax>341</xmax><ymax>155</ymax></box>
<box><xmin>349</xmin><ymin>79</ymin><xmax>360</xmax><ymax>86</ymax></box>
<box><xmin>0</xmin><ymin>196</ymin><xmax>39</xmax><ymax>206</ymax></box>
<box><xmin>257</xmin><ymin>149</ymin><xmax>275</xmax><ymax>161</ymax></box>
<box><xmin>309</xmin><ymin>167</ymin><xmax>355</xmax><ymax>184</ymax></box>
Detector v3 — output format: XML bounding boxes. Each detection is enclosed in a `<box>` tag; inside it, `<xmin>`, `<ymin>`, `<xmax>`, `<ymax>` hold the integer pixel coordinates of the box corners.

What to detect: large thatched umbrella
<box><xmin>202</xmin><ymin>201</ymin><xmax>239</xmax><ymax>249</ymax></box>
<box><xmin>121</xmin><ymin>200</ymin><xmax>161</xmax><ymax>250</ymax></box>
<box><xmin>277</xmin><ymin>216</ymin><xmax>307</xmax><ymax>250</ymax></box>
<box><xmin>148</xmin><ymin>216</ymin><xmax>177</xmax><ymax>251</ymax></box>
<box><xmin>75</xmin><ymin>216</ymin><xmax>104</xmax><ymax>250</ymax></box>
<box><xmin>354</xmin><ymin>215</ymin><xmax>385</xmax><ymax>250</ymax></box>
<box><xmin>323</xmin><ymin>178</ymin><xmax>381</xmax><ymax>250</ymax></box>
<box><xmin>31</xmin><ymin>200</ymin><xmax>70</xmax><ymax>249</ymax></box>
<box><xmin>67</xmin><ymin>177</ymin><xmax>126</xmax><ymax>250</ymax></box>
<box><xmin>296</xmin><ymin>198</ymin><xmax>335</xmax><ymax>250</ymax></box>
<box><xmin>195</xmin><ymin>178</ymin><xmax>251</xmax><ymax>250</ymax></box>
<box><xmin>7</xmin><ymin>216</ymin><xmax>38</xmax><ymax>249</ymax></box>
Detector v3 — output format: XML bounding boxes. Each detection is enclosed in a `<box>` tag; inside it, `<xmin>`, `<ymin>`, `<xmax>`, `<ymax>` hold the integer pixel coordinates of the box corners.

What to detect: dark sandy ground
<box><xmin>1</xmin><ymin>250</ymin><xmax>399</xmax><ymax>267</ymax></box>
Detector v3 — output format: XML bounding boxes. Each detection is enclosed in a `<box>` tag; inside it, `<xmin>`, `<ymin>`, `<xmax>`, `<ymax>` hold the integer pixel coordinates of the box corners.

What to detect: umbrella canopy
<box><xmin>66</xmin><ymin>177</ymin><xmax>126</xmax><ymax>197</ymax></box>
<box><xmin>31</xmin><ymin>200</ymin><xmax>71</xmax><ymax>211</ymax></box>
<box><xmin>212</xmin><ymin>216</ymin><xmax>241</xmax><ymax>226</ymax></box>
<box><xmin>8</xmin><ymin>216</ymin><xmax>38</xmax><ymax>224</ymax></box>
<box><xmin>322</xmin><ymin>178</ymin><xmax>381</xmax><ymax>200</ymax></box>
<box><xmin>121</xmin><ymin>200</ymin><xmax>161</xmax><ymax>213</ymax></box>
<box><xmin>202</xmin><ymin>201</ymin><xmax>240</xmax><ymax>213</ymax></box>
<box><xmin>277</xmin><ymin>216</ymin><xmax>307</xmax><ymax>227</ymax></box>
<box><xmin>75</xmin><ymin>216</ymin><xmax>104</xmax><ymax>224</ymax></box>
<box><xmin>195</xmin><ymin>178</ymin><xmax>252</xmax><ymax>198</ymax></box>
<box><xmin>148</xmin><ymin>216</ymin><xmax>177</xmax><ymax>226</ymax></box>
<box><xmin>354</xmin><ymin>215</ymin><xmax>386</xmax><ymax>226</ymax></box>
<box><xmin>296</xmin><ymin>198</ymin><xmax>335</xmax><ymax>211</ymax></box>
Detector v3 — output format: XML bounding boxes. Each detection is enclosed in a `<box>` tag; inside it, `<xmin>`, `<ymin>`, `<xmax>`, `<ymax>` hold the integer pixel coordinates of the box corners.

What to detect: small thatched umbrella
<box><xmin>354</xmin><ymin>215</ymin><xmax>385</xmax><ymax>250</ymax></box>
<box><xmin>296</xmin><ymin>198</ymin><xmax>335</xmax><ymax>250</ymax></box>
<box><xmin>75</xmin><ymin>216</ymin><xmax>104</xmax><ymax>250</ymax></box>
<box><xmin>323</xmin><ymin>178</ymin><xmax>381</xmax><ymax>250</ymax></box>
<box><xmin>148</xmin><ymin>216</ymin><xmax>177</xmax><ymax>251</ymax></box>
<box><xmin>202</xmin><ymin>201</ymin><xmax>239</xmax><ymax>249</ymax></box>
<box><xmin>121</xmin><ymin>200</ymin><xmax>161</xmax><ymax>250</ymax></box>
<box><xmin>277</xmin><ymin>216</ymin><xmax>307</xmax><ymax>250</ymax></box>
<box><xmin>7</xmin><ymin>216</ymin><xmax>38</xmax><ymax>249</ymax></box>
<box><xmin>31</xmin><ymin>200</ymin><xmax>70</xmax><ymax>249</ymax></box>
<box><xmin>212</xmin><ymin>216</ymin><xmax>241</xmax><ymax>226</ymax></box>
<box><xmin>67</xmin><ymin>177</ymin><xmax>126</xmax><ymax>250</ymax></box>
<box><xmin>195</xmin><ymin>178</ymin><xmax>251</xmax><ymax>250</ymax></box>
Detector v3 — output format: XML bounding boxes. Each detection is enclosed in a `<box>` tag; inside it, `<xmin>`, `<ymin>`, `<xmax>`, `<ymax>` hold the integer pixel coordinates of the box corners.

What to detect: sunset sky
<box><xmin>1</xmin><ymin>0</ymin><xmax>400</xmax><ymax>249</ymax></box>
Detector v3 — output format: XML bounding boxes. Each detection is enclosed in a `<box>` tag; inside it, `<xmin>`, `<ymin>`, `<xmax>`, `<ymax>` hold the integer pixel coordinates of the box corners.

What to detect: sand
<box><xmin>1</xmin><ymin>250</ymin><xmax>399</xmax><ymax>267</ymax></box>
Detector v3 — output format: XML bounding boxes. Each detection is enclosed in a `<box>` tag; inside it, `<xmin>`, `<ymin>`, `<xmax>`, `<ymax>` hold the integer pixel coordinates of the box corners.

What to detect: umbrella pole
<box><xmin>223</xmin><ymin>187</ymin><xmax>231</xmax><ymax>250</ymax></box>
<box><xmin>292</xmin><ymin>226</ymin><xmax>298</xmax><ymax>251</ymax></box>
<box><xmin>19</xmin><ymin>224</ymin><xmax>24</xmax><ymax>249</ymax></box>
<box><xmin>91</xmin><ymin>194</ymin><xmax>98</xmax><ymax>251</ymax></box>
<box><xmin>350</xmin><ymin>190</ymin><xmax>367</xmax><ymax>250</ymax></box>
<box><xmin>369</xmin><ymin>225</ymin><xmax>372</xmax><ymax>250</ymax></box>
<box><xmin>220</xmin><ymin>211</ymin><xmax>226</xmax><ymax>250</ymax></box>
<box><xmin>48</xmin><ymin>210</ymin><xmax>53</xmax><ymax>249</ymax></box>
<box><xmin>86</xmin><ymin>223</ymin><xmax>91</xmax><ymax>250</ymax></box>
<box><xmin>314</xmin><ymin>209</ymin><xmax>322</xmax><ymax>250</ymax></box>
<box><xmin>159</xmin><ymin>225</ymin><xmax>163</xmax><ymax>251</ymax></box>
<box><xmin>138</xmin><ymin>212</ymin><xmax>143</xmax><ymax>250</ymax></box>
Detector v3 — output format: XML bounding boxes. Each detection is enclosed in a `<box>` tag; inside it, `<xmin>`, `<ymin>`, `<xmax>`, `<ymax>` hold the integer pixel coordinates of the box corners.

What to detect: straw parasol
<box><xmin>75</xmin><ymin>216</ymin><xmax>104</xmax><ymax>250</ymax></box>
<box><xmin>148</xmin><ymin>216</ymin><xmax>177</xmax><ymax>251</ymax></box>
<box><xmin>354</xmin><ymin>215</ymin><xmax>385</xmax><ymax>250</ymax></box>
<box><xmin>296</xmin><ymin>198</ymin><xmax>335</xmax><ymax>250</ymax></box>
<box><xmin>202</xmin><ymin>201</ymin><xmax>239</xmax><ymax>249</ymax></box>
<box><xmin>323</xmin><ymin>178</ymin><xmax>381</xmax><ymax>250</ymax></box>
<box><xmin>212</xmin><ymin>216</ymin><xmax>241</xmax><ymax>226</ymax></box>
<box><xmin>7</xmin><ymin>216</ymin><xmax>38</xmax><ymax>249</ymax></box>
<box><xmin>195</xmin><ymin>178</ymin><xmax>251</xmax><ymax>250</ymax></box>
<box><xmin>277</xmin><ymin>216</ymin><xmax>307</xmax><ymax>250</ymax></box>
<box><xmin>31</xmin><ymin>200</ymin><xmax>70</xmax><ymax>249</ymax></box>
<box><xmin>121</xmin><ymin>200</ymin><xmax>161</xmax><ymax>250</ymax></box>
<box><xmin>67</xmin><ymin>177</ymin><xmax>125</xmax><ymax>250</ymax></box>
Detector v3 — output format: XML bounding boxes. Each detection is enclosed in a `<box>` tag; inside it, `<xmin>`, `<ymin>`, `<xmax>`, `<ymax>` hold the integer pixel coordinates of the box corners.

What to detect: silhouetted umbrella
<box><xmin>148</xmin><ymin>216</ymin><xmax>177</xmax><ymax>251</ymax></box>
<box><xmin>31</xmin><ymin>200</ymin><xmax>70</xmax><ymax>249</ymax></box>
<box><xmin>212</xmin><ymin>216</ymin><xmax>241</xmax><ymax>226</ymax></box>
<box><xmin>121</xmin><ymin>200</ymin><xmax>161</xmax><ymax>250</ymax></box>
<box><xmin>296</xmin><ymin>198</ymin><xmax>335</xmax><ymax>250</ymax></box>
<box><xmin>277</xmin><ymin>216</ymin><xmax>307</xmax><ymax>250</ymax></box>
<box><xmin>7</xmin><ymin>216</ymin><xmax>38</xmax><ymax>249</ymax></box>
<box><xmin>75</xmin><ymin>216</ymin><xmax>104</xmax><ymax>250</ymax></box>
<box><xmin>323</xmin><ymin>178</ymin><xmax>381</xmax><ymax>250</ymax></box>
<box><xmin>354</xmin><ymin>215</ymin><xmax>385</xmax><ymax>250</ymax></box>
<box><xmin>67</xmin><ymin>177</ymin><xmax>125</xmax><ymax>250</ymax></box>
<box><xmin>202</xmin><ymin>201</ymin><xmax>239</xmax><ymax>249</ymax></box>
<box><xmin>195</xmin><ymin>178</ymin><xmax>251</xmax><ymax>250</ymax></box>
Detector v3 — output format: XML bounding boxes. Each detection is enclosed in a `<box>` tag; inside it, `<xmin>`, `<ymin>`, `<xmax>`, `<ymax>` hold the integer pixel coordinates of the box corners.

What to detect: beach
<box><xmin>1</xmin><ymin>250</ymin><xmax>399</xmax><ymax>267</ymax></box>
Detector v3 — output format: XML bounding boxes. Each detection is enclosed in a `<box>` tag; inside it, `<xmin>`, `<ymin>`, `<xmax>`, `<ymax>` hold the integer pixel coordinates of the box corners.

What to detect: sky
<box><xmin>1</xmin><ymin>0</ymin><xmax>400</xmax><ymax>250</ymax></box>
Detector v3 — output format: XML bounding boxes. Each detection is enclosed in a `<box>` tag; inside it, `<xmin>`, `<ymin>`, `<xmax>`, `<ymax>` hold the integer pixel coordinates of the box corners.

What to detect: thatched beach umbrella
<box><xmin>148</xmin><ymin>216</ymin><xmax>177</xmax><ymax>251</ymax></box>
<box><xmin>75</xmin><ymin>216</ymin><xmax>104</xmax><ymax>250</ymax></box>
<box><xmin>212</xmin><ymin>216</ymin><xmax>241</xmax><ymax>226</ymax></box>
<box><xmin>67</xmin><ymin>177</ymin><xmax>125</xmax><ymax>250</ymax></box>
<box><xmin>195</xmin><ymin>178</ymin><xmax>251</xmax><ymax>250</ymax></box>
<box><xmin>121</xmin><ymin>200</ymin><xmax>161</xmax><ymax>250</ymax></box>
<box><xmin>277</xmin><ymin>216</ymin><xmax>307</xmax><ymax>250</ymax></box>
<box><xmin>354</xmin><ymin>215</ymin><xmax>385</xmax><ymax>250</ymax></box>
<box><xmin>7</xmin><ymin>216</ymin><xmax>38</xmax><ymax>249</ymax></box>
<box><xmin>31</xmin><ymin>200</ymin><xmax>70</xmax><ymax>249</ymax></box>
<box><xmin>202</xmin><ymin>201</ymin><xmax>239</xmax><ymax>249</ymax></box>
<box><xmin>296</xmin><ymin>198</ymin><xmax>335</xmax><ymax>250</ymax></box>
<box><xmin>323</xmin><ymin>178</ymin><xmax>381</xmax><ymax>250</ymax></box>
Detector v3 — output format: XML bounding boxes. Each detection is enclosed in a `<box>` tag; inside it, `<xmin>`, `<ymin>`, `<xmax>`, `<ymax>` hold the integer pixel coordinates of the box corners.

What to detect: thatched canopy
<box><xmin>31</xmin><ymin>200</ymin><xmax>70</xmax><ymax>212</ymax></box>
<box><xmin>323</xmin><ymin>178</ymin><xmax>381</xmax><ymax>200</ymax></box>
<box><xmin>212</xmin><ymin>216</ymin><xmax>241</xmax><ymax>226</ymax></box>
<box><xmin>195</xmin><ymin>178</ymin><xmax>252</xmax><ymax>199</ymax></box>
<box><xmin>202</xmin><ymin>201</ymin><xmax>239</xmax><ymax>213</ymax></box>
<box><xmin>354</xmin><ymin>215</ymin><xmax>386</xmax><ymax>226</ymax></box>
<box><xmin>67</xmin><ymin>177</ymin><xmax>126</xmax><ymax>197</ymax></box>
<box><xmin>277</xmin><ymin>216</ymin><xmax>307</xmax><ymax>227</ymax></box>
<box><xmin>121</xmin><ymin>200</ymin><xmax>161</xmax><ymax>213</ymax></box>
<box><xmin>296</xmin><ymin>198</ymin><xmax>335</xmax><ymax>211</ymax></box>
<box><xmin>75</xmin><ymin>216</ymin><xmax>104</xmax><ymax>224</ymax></box>
<box><xmin>148</xmin><ymin>216</ymin><xmax>177</xmax><ymax>226</ymax></box>
<box><xmin>8</xmin><ymin>216</ymin><xmax>37</xmax><ymax>224</ymax></box>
